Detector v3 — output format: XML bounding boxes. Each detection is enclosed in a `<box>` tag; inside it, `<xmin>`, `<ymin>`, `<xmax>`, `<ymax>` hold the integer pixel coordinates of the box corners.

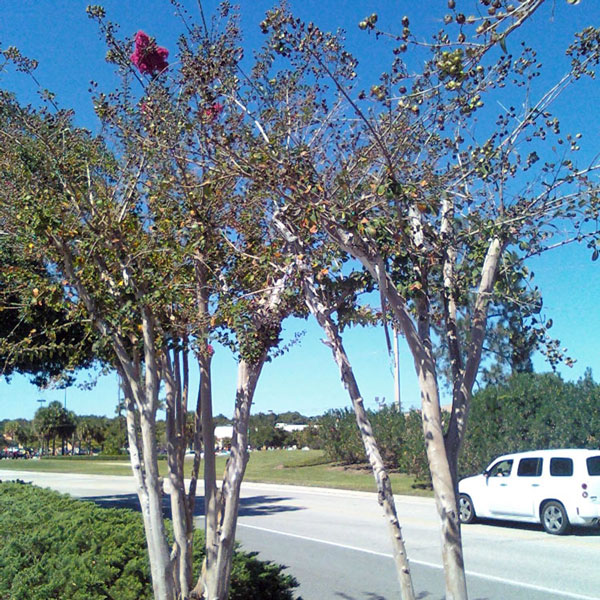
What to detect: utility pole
<box><xmin>393</xmin><ymin>326</ymin><xmax>401</xmax><ymax>412</ymax></box>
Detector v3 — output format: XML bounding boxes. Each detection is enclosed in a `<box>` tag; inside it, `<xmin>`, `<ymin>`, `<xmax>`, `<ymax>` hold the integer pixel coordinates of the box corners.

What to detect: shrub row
<box><xmin>317</xmin><ymin>406</ymin><xmax>431</xmax><ymax>484</ymax></box>
<box><xmin>460</xmin><ymin>371</ymin><xmax>600</xmax><ymax>475</ymax></box>
<box><xmin>318</xmin><ymin>372</ymin><xmax>600</xmax><ymax>483</ymax></box>
<box><xmin>0</xmin><ymin>481</ymin><xmax>298</xmax><ymax>600</ymax></box>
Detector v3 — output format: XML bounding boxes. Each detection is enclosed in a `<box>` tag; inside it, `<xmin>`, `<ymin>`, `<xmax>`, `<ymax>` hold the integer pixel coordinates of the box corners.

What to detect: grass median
<box><xmin>0</xmin><ymin>449</ymin><xmax>432</xmax><ymax>496</ymax></box>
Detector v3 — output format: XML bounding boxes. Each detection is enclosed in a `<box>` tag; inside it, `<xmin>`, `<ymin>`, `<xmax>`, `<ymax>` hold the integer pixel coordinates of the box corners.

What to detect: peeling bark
<box><xmin>164</xmin><ymin>349</ymin><xmax>193</xmax><ymax>598</ymax></box>
<box><xmin>273</xmin><ymin>214</ymin><xmax>415</xmax><ymax>599</ymax></box>
<box><xmin>309</xmin><ymin>300</ymin><xmax>415</xmax><ymax>600</ymax></box>
<box><xmin>328</xmin><ymin>228</ymin><xmax>469</xmax><ymax>600</ymax></box>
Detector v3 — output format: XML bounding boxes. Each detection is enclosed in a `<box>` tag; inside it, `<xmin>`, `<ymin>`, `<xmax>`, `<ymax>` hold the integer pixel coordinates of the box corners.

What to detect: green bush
<box><xmin>317</xmin><ymin>406</ymin><xmax>433</xmax><ymax>486</ymax></box>
<box><xmin>292</xmin><ymin>425</ymin><xmax>322</xmax><ymax>450</ymax></box>
<box><xmin>318</xmin><ymin>408</ymin><xmax>365</xmax><ymax>465</ymax></box>
<box><xmin>0</xmin><ymin>481</ymin><xmax>298</xmax><ymax>600</ymax></box>
<box><xmin>369</xmin><ymin>405</ymin><xmax>406</xmax><ymax>467</ymax></box>
<box><xmin>460</xmin><ymin>371</ymin><xmax>600</xmax><ymax>477</ymax></box>
<box><xmin>397</xmin><ymin>409</ymin><xmax>430</xmax><ymax>485</ymax></box>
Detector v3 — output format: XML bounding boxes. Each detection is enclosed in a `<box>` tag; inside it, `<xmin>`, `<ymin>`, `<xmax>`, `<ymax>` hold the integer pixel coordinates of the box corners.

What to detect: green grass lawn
<box><xmin>0</xmin><ymin>449</ymin><xmax>432</xmax><ymax>497</ymax></box>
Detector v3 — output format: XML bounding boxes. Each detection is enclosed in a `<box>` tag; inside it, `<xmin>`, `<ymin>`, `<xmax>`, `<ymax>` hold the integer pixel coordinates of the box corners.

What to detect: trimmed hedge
<box><xmin>0</xmin><ymin>481</ymin><xmax>298</xmax><ymax>600</ymax></box>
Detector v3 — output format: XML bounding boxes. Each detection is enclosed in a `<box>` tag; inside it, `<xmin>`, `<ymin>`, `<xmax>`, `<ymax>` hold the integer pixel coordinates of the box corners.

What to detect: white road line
<box><xmin>238</xmin><ymin>523</ymin><xmax>599</xmax><ymax>600</ymax></box>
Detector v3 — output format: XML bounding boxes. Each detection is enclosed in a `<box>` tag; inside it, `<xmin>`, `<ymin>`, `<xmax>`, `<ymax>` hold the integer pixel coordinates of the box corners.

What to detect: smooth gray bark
<box><xmin>273</xmin><ymin>214</ymin><xmax>415</xmax><ymax>600</ymax></box>
<box><xmin>164</xmin><ymin>349</ymin><xmax>194</xmax><ymax>598</ymax></box>
<box><xmin>307</xmin><ymin>292</ymin><xmax>416</xmax><ymax>600</ymax></box>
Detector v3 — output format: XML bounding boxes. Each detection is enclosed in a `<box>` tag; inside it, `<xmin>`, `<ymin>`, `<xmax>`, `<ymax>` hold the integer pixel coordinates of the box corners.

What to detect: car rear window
<box><xmin>517</xmin><ymin>457</ymin><xmax>543</xmax><ymax>477</ymax></box>
<box><xmin>587</xmin><ymin>456</ymin><xmax>600</xmax><ymax>476</ymax></box>
<box><xmin>550</xmin><ymin>457</ymin><xmax>573</xmax><ymax>477</ymax></box>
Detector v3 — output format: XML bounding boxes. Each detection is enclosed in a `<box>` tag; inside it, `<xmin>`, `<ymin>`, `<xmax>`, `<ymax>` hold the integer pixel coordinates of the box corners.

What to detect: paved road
<box><xmin>1</xmin><ymin>469</ymin><xmax>598</xmax><ymax>599</ymax></box>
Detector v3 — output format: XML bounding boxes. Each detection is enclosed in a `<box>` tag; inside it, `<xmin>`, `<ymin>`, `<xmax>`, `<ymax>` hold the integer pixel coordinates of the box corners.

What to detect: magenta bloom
<box><xmin>131</xmin><ymin>31</ymin><xmax>169</xmax><ymax>75</ymax></box>
<box><xmin>203</xmin><ymin>102</ymin><xmax>224</xmax><ymax>121</ymax></box>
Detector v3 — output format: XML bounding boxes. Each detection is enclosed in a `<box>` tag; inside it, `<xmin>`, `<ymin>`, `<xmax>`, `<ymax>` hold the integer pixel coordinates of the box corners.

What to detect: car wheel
<box><xmin>459</xmin><ymin>493</ymin><xmax>476</xmax><ymax>524</ymax></box>
<box><xmin>541</xmin><ymin>501</ymin><xmax>570</xmax><ymax>535</ymax></box>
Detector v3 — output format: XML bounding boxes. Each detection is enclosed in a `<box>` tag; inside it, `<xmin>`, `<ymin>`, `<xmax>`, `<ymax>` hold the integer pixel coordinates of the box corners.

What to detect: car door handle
<box><xmin>500</xmin><ymin>483</ymin><xmax>508</xmax><ymax>486</ymax></box>
<box><xmin>531</xmin><ymin>484</ymin><xmax>540</xmax><ymax>487</ymax></box>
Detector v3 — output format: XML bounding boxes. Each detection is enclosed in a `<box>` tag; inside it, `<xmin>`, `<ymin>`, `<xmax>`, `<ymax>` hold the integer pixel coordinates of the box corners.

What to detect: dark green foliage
<box><xmin>460</xmin><ymin>370</ymin><xmax>600</xmax><ymax>477</ymax></box>
<box><xmin>0</xmin><ymin>482</ymin><xmax>150</xmax><ymax>600</ymax></box>
<box><xmin>101</xmin><ymin>417</ymin><xmax>128</xmax><ymax>455</ymax></box>
<box><xmin>274</xmin><ymin>412</ymin><xmax>308</xmax><ymax>425</ymax></box>
<box><xmin>398</xmin><ymin>409</ymin><xmax>430</xmax><ymax>484</ymax></box>
<box><xmin>247</xmin><ymin>412</ymin><xmax>311</xmax><ymax>450</ymax></box>
<box><xmin>318</xmin><ymin>408</ymin><xmax>365</xmax><ymax>465</ymax></box>
<box><xmin>318</xmin><ymin>406</ymin><xmax>432</xmax><ymax>483</ymax></box>
<box><xmin>228</xmin><ymin>551</ymin><xmax>297</xmax><ymax>600</ymax></box>
<box><xmin>370</xmin><ymin>405</ymin><xmax>407</xmax><ymax>467</ymax></box>
<box><xmin>33</xmin><ymin>401</ymin><xmax>77</xmax><ymax>456</ymax></box>
<box><xmin>0</xmin><ymin>235</ymin><xmax>97</xmax><ymax>388</ymax></box>
<box><xmin>293</xmin><ymin>425</ymin><xmax>322</xmax><ymax>450</ymax></box>
<box><xmin>0</xmin><ymin>482</ymin><xmax>298</xmax><ymax>600</ymax></box>
<box><xmin>249</xmin><ymin>412</ymin><xmax>291</xmax><ymax>449</ymax></box>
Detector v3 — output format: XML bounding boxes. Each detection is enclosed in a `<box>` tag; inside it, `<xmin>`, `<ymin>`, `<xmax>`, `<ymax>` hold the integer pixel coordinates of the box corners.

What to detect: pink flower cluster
<box><xmin>131</xmin><ymin>31</ymin><xmax>169</xmax><ymax>76</ymax></box>
<box><xmin>204</xmin><ymin>102</ymin><xmax>224</xmax><ymax>121</ymax></box>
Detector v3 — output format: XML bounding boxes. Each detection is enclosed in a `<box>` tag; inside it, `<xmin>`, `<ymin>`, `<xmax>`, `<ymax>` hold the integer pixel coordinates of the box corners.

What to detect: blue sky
<box><xmin>1</xmin><ymin>1</ymin><xmax>599</xmax><ymax>421</ymax></box>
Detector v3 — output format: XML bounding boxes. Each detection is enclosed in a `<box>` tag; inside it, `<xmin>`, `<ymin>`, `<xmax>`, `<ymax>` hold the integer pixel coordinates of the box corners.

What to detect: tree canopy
<box><xmin>1</xmin><ymin>2</ymin><xmax>599</xmax><ymax>599</ymax></box>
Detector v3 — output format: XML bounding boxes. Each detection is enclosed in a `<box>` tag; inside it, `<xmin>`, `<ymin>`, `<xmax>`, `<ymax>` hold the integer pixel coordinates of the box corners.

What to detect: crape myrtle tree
<box><xmin>157</xmin><ymin>8</ymin><xmax>422</xmax><ymax>597</ymax></box>
<box><xmin>0</xmin><ymin>227</ymin><xmax>98</xmax><ymax>387</ymax></box>
<box><xmin>231</xmin><ymin>2</ymin><xmax>600</xmax><ymax>599</ymax></box>
<box><xmin>0</xmin><ymin>9</ymin><xmax>303</xmax><ymax>600</ymax></box>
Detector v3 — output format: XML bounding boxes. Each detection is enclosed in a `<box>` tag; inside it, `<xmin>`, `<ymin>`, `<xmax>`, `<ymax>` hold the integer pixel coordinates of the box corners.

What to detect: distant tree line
<box><xmin>0</xmin><ymin>406</ymin><xmax>318</xmax><ymax>456</ymax></box>
<box><xmin>4</xmin><ymin>371</ymin><xmax>598</xmax><ymax>484</ymax></box>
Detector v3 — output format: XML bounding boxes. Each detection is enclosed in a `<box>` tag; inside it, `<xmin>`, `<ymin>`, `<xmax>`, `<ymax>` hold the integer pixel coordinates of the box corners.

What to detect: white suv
<box><xmin>458</xmin><ymin>449</ymin><xmax>600</xmax><ymax>534</ymax></box>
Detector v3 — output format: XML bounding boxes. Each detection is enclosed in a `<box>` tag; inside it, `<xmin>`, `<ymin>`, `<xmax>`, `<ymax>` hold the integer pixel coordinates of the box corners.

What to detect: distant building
<box><xmin>275</xmin><ymin>423</ymin><xmax>308</xmax><ymax>433</ymax></box>
<box><xmin>214</xmin><ymin>425</ymin><xmax>233</xmax><ymax>446</ymax></box>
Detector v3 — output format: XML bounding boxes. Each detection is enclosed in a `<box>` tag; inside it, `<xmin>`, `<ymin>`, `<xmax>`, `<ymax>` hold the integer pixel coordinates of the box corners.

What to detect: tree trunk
<box><xmin>272</xmin><ymin>216</ymin><xmax>416</xmax><ymax>599</ymax></box>
<box><xmin>164</xmin><ymin>348</ymin><xmax>194</xmax><ymax>598</ymax></box>
<box><xmin>387</xmin><ymin>284</ymin><xmax>468</xmax><ymax>600</ymax></box>
<box><xmin>139</xmin><ymin>405</ymin><xmax>176</xmax><ymax>600</ymax></box>
<box><xmin>115</xmin><ymin>348</ymin><xmax>176</xmax><ymax>599</ymax></box>
<box><xmin>192</xmin><ymin>356</ymin><xmax>264</xmax><ymax>600</ymax></box>
<box><xmin>53</xmin><ymin>238</ymin><xmax>177</xmax><ymax>598</ymax></box>
<box><xmin>187</xmin><ymin>360</ymin><xmax>206</xmax><ymax>518</ymax></box>
<box><xmin>215</xmin><ymin>357</ymin><xmax>264</xmax><ymax>600</ymax></box>
<box><xmin>418</xmin><ymin>367</ymin><xmax>468</xmax><ymax>600</ymax></box>
<box><xmin>328</xmin><ymin>233</ymin><xmax>469</xmax><ymax>600</ymax></box>
<box><xmin>191</xmin><ymin>351</ymin><xmax>218</xmax><ymax>600</ymax></box>
<box><xmin>305</xmin><ymin>284</ymin><xmax>416</xmax><ymax>600</ymax></box>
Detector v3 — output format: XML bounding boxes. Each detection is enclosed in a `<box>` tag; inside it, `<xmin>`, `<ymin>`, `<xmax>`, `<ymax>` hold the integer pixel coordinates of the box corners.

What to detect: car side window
<box><xmin>587</xmin><ymin>456</ymin><xmax>600</xmax><ymax>476</ymax></box>
<box><xmin>517</xmin><ymin>457</ymin><xmax>543</xmax><ymax>477</ymax></box>
<box><xmin>488</xmin><ymin>459</ymin><xmax>513</xmax><ymax>477</ymax></box>
<box><xmin>550</xmin><ymin>457</ymin><xmax>573</xmax><ymax>477</ymax></box>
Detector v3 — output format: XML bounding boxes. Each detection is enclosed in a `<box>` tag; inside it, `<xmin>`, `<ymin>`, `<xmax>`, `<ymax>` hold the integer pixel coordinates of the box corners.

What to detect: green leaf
<box><xmin>499</xmin><ymin>35</ymin><xmax>507</xmax><ymax>54</ymax></box>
